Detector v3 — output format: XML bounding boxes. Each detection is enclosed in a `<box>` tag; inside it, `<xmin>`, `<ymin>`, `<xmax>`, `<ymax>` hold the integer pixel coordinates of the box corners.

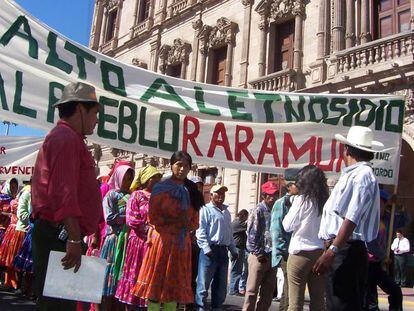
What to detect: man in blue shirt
<box><xmin>314</xmin><ymin>126</ymin><xmax>384</xmax><ymax>310</ymax></box>
<box><xmin>195</xmin><ymin>184</ymin><xmax>238</xmax><ymax>311</ymax></box>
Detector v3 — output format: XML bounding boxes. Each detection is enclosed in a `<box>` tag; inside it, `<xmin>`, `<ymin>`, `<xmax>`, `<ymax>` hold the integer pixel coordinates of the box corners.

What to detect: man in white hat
<box><xmin>32</xmin><ymin>82</ymin><xmax>102</xmax><ymax>310</ymax></box>
<box><xmin>195</xmin><ymin>184</ymin><xmax>238</xmax><ymax>311</ymax></box>
<box><xmin>313</xmin><ymin>126</ymin><xmax>384</xmax><ymax>310</ymax></box>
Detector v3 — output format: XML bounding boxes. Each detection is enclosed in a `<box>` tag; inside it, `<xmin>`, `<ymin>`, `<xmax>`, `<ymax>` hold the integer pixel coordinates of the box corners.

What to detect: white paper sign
<box><xmin>43</xmin><ymin>251</ymin><xmax>106</xmax><ymax>304</ymax></box>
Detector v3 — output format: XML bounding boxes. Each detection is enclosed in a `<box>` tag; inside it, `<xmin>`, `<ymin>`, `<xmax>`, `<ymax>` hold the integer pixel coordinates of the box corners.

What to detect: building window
<box><xmin>166</xmin><ymin>64</ymin><xmax>182</xmax><ymax>78</ymax></box>
<box><xmin>198</xmin><ymin>168</ymin><xmax>218</xmax><ymax>202</ymax></box>
<box><xmin>138</xmin><ymin>0</ymin><xmax>151</xmax><ymax>23</ymax></box>
<box><xmin>105</xmin><ymin>9</ymin><xmax>117</xmax><ymax>42</ymax></box>
<box><xmin>210</xmin><ymin>46</ymin><xmax>227</xmax><ymax>86</ymax></box>
<box><xmin>270</xmin><ymin>20</ymin><xmax>295</xmax><ymax>73</ymax></box>
<box><xmin>373</xmin><ymin>0</ymin><xmax>411</xmax><ymax>39</ymax></box>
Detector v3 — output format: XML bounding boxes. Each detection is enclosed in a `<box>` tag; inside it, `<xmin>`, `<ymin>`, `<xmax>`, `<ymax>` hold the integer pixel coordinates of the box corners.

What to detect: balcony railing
<box><xmin>169</xmin><ymin>0</ymin><xmax>191</xmax><ymax>17</ymax></box>
<box><xmin>100</xmin><ymin>39</ymin><xmax>116</xmax><ymax>54</ymax></box>
<box><xmin>131</xmin><ymin>20</ymin><xmax>151</xmax><ymax>38</ymax></box>
<box><xmin>249</xmin><ymin>69</ymin><xmax>297</xmax><ymax>91</ymax></box>
<box><xmin>335</xmin><ymin>31</ymin><xmax>412</xmax><ymax>75</ymax></box>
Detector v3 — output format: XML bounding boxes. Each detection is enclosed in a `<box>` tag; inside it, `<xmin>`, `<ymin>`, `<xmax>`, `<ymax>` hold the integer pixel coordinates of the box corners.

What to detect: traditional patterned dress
<box><xmin>132</xmin><ymin>178</ymin><xmax>199</xmax><ymax>304</ymax></box>
<box><xmin>0</xmin><ymin>199</ymin><xmax>25</xmax><ymax>268</ymax></box>
<box><xmin>100</xmin><ymin>189</ymin><xmax>130</xmax><ymax>296</ymax></box>
<box><xmin>116</xmin><ymin>190</ymin><xmax>151</xmax><ymax>306</ymax></box>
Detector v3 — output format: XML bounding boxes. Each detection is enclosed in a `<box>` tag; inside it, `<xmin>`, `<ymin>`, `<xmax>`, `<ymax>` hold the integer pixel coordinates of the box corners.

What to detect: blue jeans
<box><xmin>195</xmin><ymin>245</ymin><xmax>229</xmax><ymax>309</ymax></box>
<box><xmin>229</xmin><ymin>247</ymin><xmax>248</xmax><ymax>294</ymax></box>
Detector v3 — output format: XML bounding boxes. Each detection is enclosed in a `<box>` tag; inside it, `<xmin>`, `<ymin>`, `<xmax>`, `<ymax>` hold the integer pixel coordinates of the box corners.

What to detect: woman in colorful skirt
<box><xmin>13</xmin><ymin>182</ymin><xmax>34</xmax><ymax>297</ymax></box>
<box><xmin>100</xmin><ymin>165</ymin><xmax>134</xmax><ymax>310</ymax></box>
<box><xmin>0</xmin><ymin>178</ymin><xmax>18</xmax><ymax>245</ymax></box>
<box><xmin>132</xmin><ymin>151</ymin><xmax>205</xmax><ymax>311</ymax></box>
<box><xmin>116</xmin><ymin>165</ymin><xmax>162</xmax><ymax>310</ymax></box>
<box><xmin>0</xmin><ymin>178</ymin><xmax>23</xmax><ymax>291</ymax></box>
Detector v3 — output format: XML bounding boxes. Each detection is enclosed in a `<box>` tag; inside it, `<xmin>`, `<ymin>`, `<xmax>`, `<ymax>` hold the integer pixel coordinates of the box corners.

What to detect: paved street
<box><xmin>2</xmin><ymin>287</ymin><xmax>414</xmax><ymax>311</ymax></box>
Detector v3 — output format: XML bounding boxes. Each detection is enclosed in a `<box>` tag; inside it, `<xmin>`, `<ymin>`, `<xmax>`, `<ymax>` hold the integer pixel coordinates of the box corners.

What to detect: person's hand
<box><xmin>313</xmin><ymin>250</ymin><xmax>335</xmax><ymax>275</ymax></box>
<box><xmin>61</xmin><ymin>241</ymin><xmax>82</xmax><ymax>272</ymax></box>
<box><xmin>91</xmin><ymin>235</ymin><xmax>100</xmax><ymax>249</ymax></box>
<box><xmin>257</xmin><ymin>254</ymin><xmax>268</xmax><ymax>263</ymax></box>
<box><xmin>395</xmin><ymin>248</ymin><xmax>400</xmax><ymax>253</ymax></box>
<box><xmin>205</xmin><ymin>251</ymin><xmax>213</xmax><ymax>258</ymax></box>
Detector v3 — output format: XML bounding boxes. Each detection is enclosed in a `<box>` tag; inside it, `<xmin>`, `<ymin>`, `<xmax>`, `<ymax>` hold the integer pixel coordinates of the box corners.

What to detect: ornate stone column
<box><xmin>150</xmin><ymin>33</ymin><xmax>161</xmax><ymax>72</ymax></box>
<box><xmin>191</xmin><ymin>19</ymin><xmax>203</xmax><ymax>81</ymax></box>
<box><xmin>258</xmin><ymin>14</ymin><xmax>268</xmax><ymax>77</ymax></box>
<box><xmin>99</xmin><ymin>10</ymin><xmax>109</xmax><ymax>51</ymax></box>
<box><xmin>239</xmin><ymin>0</ymin><xmax>254</xmax><ymax>87</ymax></box>
<box><xmin>90</xmin><ymin>0</ymin><xmax>104</xmax><ymax>50</ymax></box>
<box><xmin>345</xmin><ymin>0</ymin><xmax>355</xmax><ymax>48</ymax></box>
<box><xmin>112</xmin><ymin>1</ymin><xmax>123</xmax><ymax>49</ymax></box>
<box><xmin>360</xmin><ymin>0</ymin><xmax>371</xmax><ymax>43</ymax></box>
<box><xmin>155</xmin><ymin>0</ymin><xmax>168</xmax><ymax>25</ymax></box>
<box><xmin>332</xmin><ymin>0</ymin><xmax>345</xmax><ymax>52</ymax></box>
<box><xmin>316</xmin><ymin>0</ymin><xmax>328</xmax><ymax>59</ymax></box>
<box><xmin>197</xmin><ymin>25</ymin><xmax>212</xmax><ymax>83</ymax></box>
<box><xmin>292</xmin><ymin>3</ymin><xmax>305</xmax><ymax>72</ymax></box>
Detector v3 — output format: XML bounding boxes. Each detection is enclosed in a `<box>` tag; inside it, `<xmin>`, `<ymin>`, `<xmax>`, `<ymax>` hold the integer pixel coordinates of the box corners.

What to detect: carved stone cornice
<box><xmin>242</xmin><ymin>0</ymin><xmax>254</xmax><ymax>6</ymax></box>
<box><xmin>208</xmin><ymin>17</ymin><xmax>237</xmax><ymax>49</ymax></box>
<box><xmin>192</xmin><ymin>19</ymin><xmax>203</xmax><ymax>32</ymax></box>
<box><xmin>255</xmin><ymin>0</ymin><xmax>306</xmax><ymax>20</ymax></box>
<box><xmin>103</xmin><ymin>0</ymin><xmax>121</xmax><ymax>10</ymax></box>
<box><xmin>158</xmin><ymin>39</ymin><xmax>191</xmax><ymax>71</ymax></box>
<box><xmin>198</xmin><ymin>25</ymin><xmax>212</xmax><ymax>55</ymax></box>
<box><xmin>258</xmin><ymin>15</ymin><xmax>269</xmax><ymax>30</ymax></box>
<box><xmin>168</xmin><ymin>39</ymin><xmax>191</xmax><ymax>65</ymax></box>
<box><xmin>132</xmin><ymin>58</ymin><xmax>148</xmax><ymax>69</ymax></box>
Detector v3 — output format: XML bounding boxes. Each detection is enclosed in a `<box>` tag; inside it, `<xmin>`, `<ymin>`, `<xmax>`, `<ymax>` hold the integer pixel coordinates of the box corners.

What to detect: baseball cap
<box><xmin>210</xmin><ymin>184</ymin><xmax>228</xmax><ymax>193</ymax></box>
<box><xmin>261</xmin><ymin>181</ymin><xmax>279</xmax><ymax>195</ymax></box>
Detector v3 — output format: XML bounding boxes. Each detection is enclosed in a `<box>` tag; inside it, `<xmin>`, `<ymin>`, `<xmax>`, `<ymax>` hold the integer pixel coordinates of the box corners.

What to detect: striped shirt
<box><xmin>318</xmin><ymin>161</ymin><xmax>380</xmax><ymax>243</ymax></box>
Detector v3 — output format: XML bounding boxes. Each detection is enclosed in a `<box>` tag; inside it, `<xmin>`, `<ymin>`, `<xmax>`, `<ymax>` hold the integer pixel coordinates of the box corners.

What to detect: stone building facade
<box><xmin>90</xmin><ymin>0</ymin><xmax>414</xmax><ymax>216</ymax></box>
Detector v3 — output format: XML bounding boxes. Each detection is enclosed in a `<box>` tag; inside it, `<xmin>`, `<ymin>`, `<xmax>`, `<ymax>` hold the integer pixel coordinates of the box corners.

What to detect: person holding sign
<box><xmin>132</xmin><ymin>151</ymin><xmax>204</xmax><ymax>311</ymax></box>
<box><xmin>31</xmin><ymin>82</ymin><xmax>102</xmax><ymax>311</ymax></box>
<box><xmin>314</xmin><ymin>125</ymin><xmax>384</xmax><ymax>311</ymax></box>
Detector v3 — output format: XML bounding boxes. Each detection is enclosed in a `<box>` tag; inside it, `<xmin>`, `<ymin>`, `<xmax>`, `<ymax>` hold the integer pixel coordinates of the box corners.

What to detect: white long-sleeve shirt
<box><xmin>282</xmin><ymin>195</ymin><xmax>324</xmax><ymax>254</ymax></box>
<box><xmin>391</xmin><ymin>237</ymin><xmax>410</xmax><ymax>255</ymax></box>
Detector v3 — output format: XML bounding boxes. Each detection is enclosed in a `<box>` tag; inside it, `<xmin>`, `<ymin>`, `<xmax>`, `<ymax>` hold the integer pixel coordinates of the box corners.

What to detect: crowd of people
<box><xmin>0</xmin><ymin>82</ymin><xmax>410</xmax><ymax>311</ymax></box>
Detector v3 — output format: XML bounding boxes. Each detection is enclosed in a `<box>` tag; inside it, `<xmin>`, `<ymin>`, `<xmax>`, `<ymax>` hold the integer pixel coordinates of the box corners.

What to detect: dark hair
<box><xmin>396</xmin><ymin>228</ymin><xmax>404</xmax><ymax>235</ymax></box>
<box><xmin>58</xmin><ymin>101</ymin><xmax>99</xmax><ymax>119</ymax></box>
<box><xmin>295</xmin><ymin>165</ymin><xmax>329</xmax><ymax>215</ymax></box>
<box><xmin>238</xmin><ymin>209</ymin><xmax>248</xmax><ymax>218</ymax></box>
<box><xmin>10</xmin><ymin>178</ymin><xmax>18</xmax><ymax>186</ymax></box>
<box><xmin>345</xmin><ymin>145</ymin><xmax>375</xmax><ymax>162</ymax></box>
<box><xmin>170</xmin><ymin>151</ymin><xmax>204</xmax><ymax>211</ymax></box>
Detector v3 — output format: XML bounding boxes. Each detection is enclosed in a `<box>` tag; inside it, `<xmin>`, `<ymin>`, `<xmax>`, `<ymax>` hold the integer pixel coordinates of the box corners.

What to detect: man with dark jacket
<box><xmin>229</xmin><ymin>209</ymin><xmax>249</xmax><ymax>295</ymax></box>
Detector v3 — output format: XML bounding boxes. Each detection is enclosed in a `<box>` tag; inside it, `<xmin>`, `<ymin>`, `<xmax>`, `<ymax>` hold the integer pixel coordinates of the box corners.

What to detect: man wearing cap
<box><xmin>313</xmin><ymin>126</ymin><xmax>384</xmax><ymax>310</ymax></box>
<box><xmin>195</xmin><ymin>184</ymin><xmax>238</xmax><ymax>311</ymax></box>
<box><xmin>32</xmin><ymin>82</ymin><xmax>102</xmax><ymax>310</ymax></box>
<box><xmin>242</xmin><ymin>181</ymin><xmax>279</xmax><ymax>311</ymax></box>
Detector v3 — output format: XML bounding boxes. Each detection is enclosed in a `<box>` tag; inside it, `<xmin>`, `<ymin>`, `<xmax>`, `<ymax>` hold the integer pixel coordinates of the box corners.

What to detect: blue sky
<box><xmin>0</xmin><ymin>0</ymin><xmax>94</xmax><ymax>137</ymax></box>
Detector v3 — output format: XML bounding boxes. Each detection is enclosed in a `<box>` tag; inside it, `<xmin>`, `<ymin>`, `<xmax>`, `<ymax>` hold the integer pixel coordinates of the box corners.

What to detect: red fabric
<box><xmin>32</xmin><ymin>120</ymin><xmax>102</xmax><ymax>236</ymax></box>
<box><xmin>261</xmin><ymin>181</ymin><xmax>279</xmax><ymax>195</ymax></box>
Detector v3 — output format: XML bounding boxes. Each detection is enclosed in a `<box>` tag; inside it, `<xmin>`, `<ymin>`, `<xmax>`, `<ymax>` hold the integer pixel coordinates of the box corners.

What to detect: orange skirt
<box><xmin>132</xmin><ymin>228</ymin><xmax>193</xmax><ymax>303</ymax></box>
<box><xmin>0</xmin><ymin>225</ymin><xmax>26</xmax><ymax>267</ymax></box>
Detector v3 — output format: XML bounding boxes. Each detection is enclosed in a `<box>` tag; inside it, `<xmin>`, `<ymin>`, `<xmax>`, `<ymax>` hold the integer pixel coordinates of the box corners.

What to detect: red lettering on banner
<box><xmin>182</xmin><ymin>116</ymin><xmax>203</xmax><ymax>156</ymax></box>
<box><xmin>0</xmin><ymin>147</ymin><xmax>6</xmax><ymax>154</ymax></box>
<box><xmin>207</xmin><ymin>122</ymin><xmax>233</xmax><ymax>160</ymax></box>
<box><xmin>0</xmin><ymin>166</ymin><xmax>34</xmax><ymax>175</ymax></box>
<box><xmin>315</xmin><ymin>137</ymin><xmax>336</xmax><ymax>171</ymax></box>
<box><xmin>235</xmin><ymin>125</ymin><xmax>255</xmax><ymax>164</ymax></box>
<box><xmin>282</xmin><ymin>133</ymin><xmax>317</xmax><ymax>168</ymax></box>
<box><xmin>257</xmin><ymin>130</ymin><xmax>281</xmax><ymax>166</ymax></box>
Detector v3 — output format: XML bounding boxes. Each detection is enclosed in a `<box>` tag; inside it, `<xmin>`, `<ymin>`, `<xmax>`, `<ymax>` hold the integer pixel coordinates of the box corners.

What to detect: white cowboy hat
<box><xmin>335</xmin><ymin>126</ymin><xmax>384</xmax><ymax>153</ymax></box>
